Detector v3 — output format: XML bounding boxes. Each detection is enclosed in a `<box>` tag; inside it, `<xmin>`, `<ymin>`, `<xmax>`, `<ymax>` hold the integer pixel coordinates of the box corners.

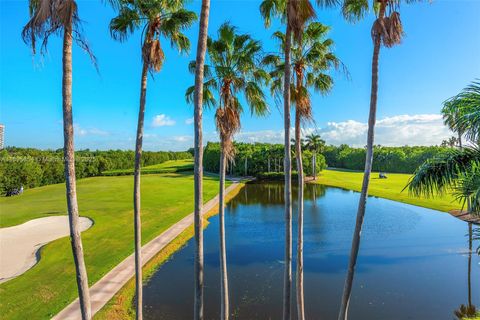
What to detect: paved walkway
<box><xmin>53</xmin><ymin>182</ymin><xmax>240</xmax><ymax>320</ymax></box>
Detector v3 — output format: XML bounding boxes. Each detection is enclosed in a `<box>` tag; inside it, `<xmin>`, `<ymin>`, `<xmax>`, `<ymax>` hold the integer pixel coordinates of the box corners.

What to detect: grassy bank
<box><xmin>101</xmin><ymin>159</ymin><xmax>194</xmax><ymax>176</ymax></box>
<box><xmin>313</xmin><ymin>169</ymin><xmax>461</xmax><ymax>212</ymax></box>
<box><xmin>0</xmin><ymin>167</ymin><xmax>227</xmax><ymax>319</ymax></box>
<box><xmin>95</xmin><ymin>183</ymin><xmax>245</xmax><ymax>319</ymax></box>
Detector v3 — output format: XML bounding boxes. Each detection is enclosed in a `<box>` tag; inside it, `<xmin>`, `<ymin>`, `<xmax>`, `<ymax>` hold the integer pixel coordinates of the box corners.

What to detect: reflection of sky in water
<box><xmin>144</xmin><ymin>183</ymin><xmax>480</xmax><ymax>320</ymax></box>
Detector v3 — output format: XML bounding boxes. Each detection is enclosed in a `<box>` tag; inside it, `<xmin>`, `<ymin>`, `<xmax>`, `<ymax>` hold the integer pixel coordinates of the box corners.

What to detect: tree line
<box><xmin>203</xmin><ymin>142</ymin><xmax>327</xmax><ymax>177</ymax></box>
<box><xmin>0</xmin><ymin>147</ymin><xmax>191</xmax><ymax>195</ymax></box>
<box><xmin>324</xmin><ymin>144</ymin><xmax>450</xmax><ymax>174</ymax></box>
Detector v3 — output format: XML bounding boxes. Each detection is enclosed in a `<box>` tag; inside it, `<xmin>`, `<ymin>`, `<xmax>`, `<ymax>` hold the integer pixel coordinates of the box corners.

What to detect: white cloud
<box><xmin>214</xmin><ymin>114</ymin><xmax>451</xmax><ymax>147</ymax></box>
<box><xmin>319</xmin><ymin>114</ymin><xmax>451</xmax><ymax>146</ymax></box>
<box><xmin>152</xmin><ymin>114</ymin><xmax>176</xmax><ymax>127</ymax></box>
<box><xmin>74</xmin><ymin>124</ymin><xmax>109</xmax><ymax>137</ymax></box>
<box><xmin>185</xmin><ymin>117</ymin><xmax>194</xmax><ymax>125</ymax></box>
<box><xmin>69</xmin><ymin>113</ymin><xmax>452</xmax><ymax>151</ymax></box>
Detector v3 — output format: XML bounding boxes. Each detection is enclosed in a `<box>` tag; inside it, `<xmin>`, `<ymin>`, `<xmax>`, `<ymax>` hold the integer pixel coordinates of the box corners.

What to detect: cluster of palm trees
<box><xmin>22</xmin><ymin>0</ymin><xmax>427</xmax><ymax>319</ymax></box>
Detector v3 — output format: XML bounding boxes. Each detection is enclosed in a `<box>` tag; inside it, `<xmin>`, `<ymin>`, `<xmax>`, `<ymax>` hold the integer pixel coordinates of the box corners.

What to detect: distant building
<box><xmin>0</xmin><ymin>124</ymin><xmax>4</xmax><ymax>149</ymax></box>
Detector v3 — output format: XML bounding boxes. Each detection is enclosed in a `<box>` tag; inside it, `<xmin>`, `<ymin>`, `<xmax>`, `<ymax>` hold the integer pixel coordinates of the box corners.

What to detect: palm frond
<box><xmin>341</xmin><ymin>0</ymin><xmax>369</xmax><ymax>23</ymax></box>
<box><xmin>259</xmin><ymin>0</ymin><xmax>286</xmax><ymax>27</ymax></box>
<box><xmin>407</xmin><ymin>146</ymin><xmax>480</xmax><ymax>198</ymax></box>
<box><xmin>109</xmin><ymin>6</ymin><xmax>141</xmax><ymax>41</ymax></box>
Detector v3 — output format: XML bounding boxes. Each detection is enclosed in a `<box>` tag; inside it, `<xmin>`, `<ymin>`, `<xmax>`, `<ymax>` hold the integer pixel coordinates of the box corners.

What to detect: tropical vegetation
<box><xmin>21</xmin><ymin>0</ymin><xmax>97</xmax><ymax>315</ymax></box>
<box><xmin>5</xmin><ymin>0</ymin><xmax>477</xmax><ymax>319</ymax></box>
<box><xmin>187</xmin><ymin>22</ymin><xmax>269</xmax><ymax>319</ymax></box>
<box><xmin>203</xmin><ymin>142</ymin><xmax>327</xmax><ymax>177</ymax></box>
<box><xmin>337</xmin><ymin>0</ymin><xmax>419</xmax><ymax>318</ymax></box>
<box><xmin>110</xmin><ymin>1</ymin><xmax>196</xmax><ymax>316</ymax></box>
<box><xmin>408</xmin><ymin>81</ymin><xmax>480</xmax><ymax>214</ymax></box>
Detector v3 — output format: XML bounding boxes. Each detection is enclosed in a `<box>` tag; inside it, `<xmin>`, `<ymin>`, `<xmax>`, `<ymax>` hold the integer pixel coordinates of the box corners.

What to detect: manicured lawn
<box><xmin>0</xmin><ymin>170</ymin><xmax>224</xmax><ymax>319</ymax></box>
<box><xmin>102</xmin><ymin>159</ymin><xmax>194</xmax><ymax>176</ymax></box>
<box><xmin>313</xmin><ymin>169</ymin><xmax>461</xmax><ymax>212</ymax></box>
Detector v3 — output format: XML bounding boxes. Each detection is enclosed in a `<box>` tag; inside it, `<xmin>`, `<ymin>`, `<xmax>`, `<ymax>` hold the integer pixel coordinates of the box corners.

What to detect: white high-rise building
<box><xmin>0</xmin><ymin>124</ymin><xmax>4</xmax><ymax>149</ymax></box>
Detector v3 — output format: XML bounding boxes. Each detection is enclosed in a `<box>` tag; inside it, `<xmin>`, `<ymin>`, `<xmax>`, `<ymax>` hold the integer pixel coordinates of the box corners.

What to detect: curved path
<box><xmin>53</xmin><ymin>181</ymin><xmax>240</xmax><ymax>320</ymax></box>
<box><xmin>0</xmin><ymin>216</ymin><xmax>93</xmax><ymax>284</ymax></box>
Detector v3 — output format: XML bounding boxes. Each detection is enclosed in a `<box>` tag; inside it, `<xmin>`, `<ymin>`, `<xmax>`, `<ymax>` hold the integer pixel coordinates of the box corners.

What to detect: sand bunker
<box><xmin>0</xmin><ymin>216</ymin><xmax>92</xmax><ymax>283</ymax></box>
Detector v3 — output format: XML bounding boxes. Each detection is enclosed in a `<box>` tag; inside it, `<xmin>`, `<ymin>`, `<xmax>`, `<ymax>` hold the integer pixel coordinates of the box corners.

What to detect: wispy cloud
<box><xmin>152</xmin><ymin>114</ymin><xmax>176</xmax><ymax>127</ymax></box>
<box><xmin>74</xmin><ymin>124</ymin><xmax>109</xmax><ymax>137</ymax></box>
<box><xmin>185</xmin><ymin>117</ymin><xmax>194</xmax><ymax>125</ymax></box>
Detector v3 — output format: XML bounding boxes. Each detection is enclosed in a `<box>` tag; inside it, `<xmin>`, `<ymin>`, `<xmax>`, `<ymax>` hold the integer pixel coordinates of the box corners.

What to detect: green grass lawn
<box><xmin>313</xmin><ymin>169</ymin><xmax>461</xmax><ymax>212</ymax></box>
<box><xmin>0</xmin><ymin>169</ymin><xmax>224</xmax><ymax>319</ymax></box>
<box><xmin>101</xmin><ymin>159</ymin><xmax>194</xmax><ymax>176</ymax></box>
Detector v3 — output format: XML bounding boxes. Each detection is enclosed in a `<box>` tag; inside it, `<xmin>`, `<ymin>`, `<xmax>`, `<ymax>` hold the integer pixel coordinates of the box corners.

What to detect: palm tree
<box><xmin>110</xmin><ymin>3</ymin><xmax>196</xmax><ymax>318</ymax></box>
<box><xmin>259</xmin><ymin>0</ymin><xmax>317</xmax><ymax>317</ymax></box>
<box><xmin>407</xmin><ymin>81</ymin><xmax>480</xmax><ymax>215</ymax></box>
<box><xmin>305</xmin><ymin>134</ymin><xmax>326</xmax><ymax>179</ymax></box>
<box><xmin>22</xmin><ymin>1</ymin><xmax>96</xmax><ymax>318</ymax></box>
<box><xmin>449</xmin><ymin>81</ymin><xmax>480</xmax><ymax>145</ymax></box>
<box><xmin>338</xmin><ymin>1</ymin><xmax>416</xmax><ymax>319</ymax></box>
<box><xmin>187</xmin><ymin>23</ymin><xmax>269</xmax><ymax>319</ymax></box>
<box><xmin>191</xmin><ymin>0</ymin><xmax>211</xmax><ymax>316</ymax></box>
<box><xmin>264</xmin><ymin>21</ymin><xmax>343</xmax><ymax>319</ymax></box>
<box><xmin>442</xmin><ymin>100</ymin><xmax>465</xmax><ymax>149</ymax></box>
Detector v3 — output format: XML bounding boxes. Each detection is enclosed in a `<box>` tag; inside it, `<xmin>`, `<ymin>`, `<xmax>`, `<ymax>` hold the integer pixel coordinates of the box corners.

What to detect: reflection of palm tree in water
<box><xmin>454</xmin><ymin>223</ymin><xmax>478</xmax><ymax>319</ymax></box>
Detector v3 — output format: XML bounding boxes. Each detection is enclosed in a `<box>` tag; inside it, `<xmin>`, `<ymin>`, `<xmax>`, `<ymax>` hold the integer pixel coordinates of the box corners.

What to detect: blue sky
<box><xmin>0</xmin><ymin>0</ymin><xmax>479</xmax><ymax>151</ymax></box>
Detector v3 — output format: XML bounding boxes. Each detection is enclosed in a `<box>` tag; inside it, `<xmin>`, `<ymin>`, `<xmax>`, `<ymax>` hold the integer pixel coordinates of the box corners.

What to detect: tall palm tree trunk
<box><xmin>62</xmin><ymin>19</ymin><xmax>91</xmax><ymax>320</ymax></box>
<box><xmin>458</xmin><ymin>131</ymin><xmax>463</xmax><ymax>150</ymax></box>
<box><xmin>337</xmin><ymin>4</ymin><xmax>385</xmax><ymax>320</ymax></box>
<box><xmin>218</xmin><ymin>145</ymin><xmax>229</xmax><ymax>320</ymax></box>
<box><xmin>468</xmin><ymin>222</ymin><xmax>472</xmax><ymax>308</ymax></box>
<box><xmin>193</xmin><ymin>0</ymin><xmax>211</xmax><ymax>318</ymax></box>
<box><xmin>295</xmin><ymin>110</ymin><xmax>305</xmax><ymax>320</ymax></box>
<box><xmin>133</xmin><ymin>61</ymin><xmax>148</xmax><ymax>320</ymax></box>
<box><xmin>283</xmin><ymin>14</ymin><xmax>293</xmax><ymax>320</ymax></box>
<box><xmin>313</xmin><ymin>152</ymin><xmax>316</xmax><ymax>180</ymax></box>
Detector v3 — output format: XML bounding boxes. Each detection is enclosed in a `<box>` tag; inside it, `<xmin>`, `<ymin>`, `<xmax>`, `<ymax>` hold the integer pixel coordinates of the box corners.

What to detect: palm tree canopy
<box><xmin>186</xmin><ymin>23</ymin><xmax>270</xmax><ymax>158</ymax></box>
<box><xmin>22</xmin><ymin>0</ymin><xmax>96</xmax><ymax>64</ymax></box>
<box><xmin>443</xmin><ymin>80</ymin><xmax>480</xmax><ymax>143</ymax></box>
<box><xmin>263</xmin><ymin>21</ymin><xmax>345</xmax><ymax>119</ymax></box>
<box><xmin>342</xmin><ymin>0</ymin><xmax>426</xmax><ymax>48</ymax></box>
<box><xmin>260</xmin><ymin>0</ymin><xmax>345</xmax><ymax>42</ymax></box>
<box><xmin>110</xmin><ymin>0</ymin><xmax>197</xmax><ymax>72</ymax></box>
<box><xmin>305</xmin><ymin>133</ymin><xmax>325</xmax><ymax>152</ymax></box>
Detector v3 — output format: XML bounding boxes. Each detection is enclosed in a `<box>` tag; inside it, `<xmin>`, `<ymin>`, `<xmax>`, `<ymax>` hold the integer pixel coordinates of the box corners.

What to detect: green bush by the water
<box><xmin>203</xmin><ymin>142</ymin><xmax>327</xmax><ymax>177</ymax></box>
<box><xmin>0</xmin><ymin>148</ymin><xmax>192</xmax><ymax>195</ymax></box>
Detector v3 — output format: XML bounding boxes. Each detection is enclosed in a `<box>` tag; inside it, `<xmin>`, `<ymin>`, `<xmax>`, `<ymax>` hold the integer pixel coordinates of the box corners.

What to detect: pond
<box><xmin>143</xmin><ymin>182</ymin><xmax>479</xmax><ymax>319</ymax></box>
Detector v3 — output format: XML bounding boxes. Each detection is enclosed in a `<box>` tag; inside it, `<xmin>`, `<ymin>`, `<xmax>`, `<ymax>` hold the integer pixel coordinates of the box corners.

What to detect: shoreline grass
<box><xmin>0</xmin><ymin>163</ymin><xmax>229</xmax><ymax>320</ymax></box>
<box><xmin>312</xmin><ymin>169</ymin><xmax>461</xmax><ymax>213</ymax></box>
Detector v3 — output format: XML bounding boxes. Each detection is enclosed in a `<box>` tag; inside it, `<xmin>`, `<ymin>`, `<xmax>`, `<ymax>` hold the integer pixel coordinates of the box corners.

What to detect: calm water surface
<box><xmin>144</xmin><ymin>183</ymin><xmax>479</xmax><ymax>319</ymax></box>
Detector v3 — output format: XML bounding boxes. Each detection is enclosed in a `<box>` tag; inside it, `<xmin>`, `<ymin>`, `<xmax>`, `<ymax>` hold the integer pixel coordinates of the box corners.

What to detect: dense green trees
<box><xmin>0</xmin><ymin>148</ymin><xmax>191</xmax><ymax>195</ymax></box>
<box><xmin>324</xmin><ymin>145</ymin><xmax>449</xmax><ymax>173</ymax></box>
<box><xmin>203</xmin><ymin>142</ymin><xmax>326</xmax><ymax>177</ymax></box>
